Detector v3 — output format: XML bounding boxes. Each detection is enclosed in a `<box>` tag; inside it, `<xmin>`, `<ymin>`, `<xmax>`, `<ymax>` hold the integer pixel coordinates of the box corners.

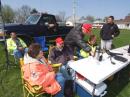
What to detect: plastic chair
<box><xmin>34</xmin><ymin>36</ymin><xmax>48</xmax><ymax>51</ymax></box>
<box><xmin>19</xmin><ymin>58</ymin><xmax>52</xmax><ymax>97</ymax></box>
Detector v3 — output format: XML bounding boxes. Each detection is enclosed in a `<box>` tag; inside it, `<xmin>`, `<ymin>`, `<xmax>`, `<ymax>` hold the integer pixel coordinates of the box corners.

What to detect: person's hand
<box><xmin>90</xmin><ymin>51</ymin><xmax>94</xmax><ymax>57</ymax></box>
<box><xmin>112</xmin><ymin>35</ymin><xmax>114</xmax><ymax>38</ymax></box>
<box><xmin>48</xmin><ymin>65</ymin><xmax>53</xmax><ymax>72</ymax></box>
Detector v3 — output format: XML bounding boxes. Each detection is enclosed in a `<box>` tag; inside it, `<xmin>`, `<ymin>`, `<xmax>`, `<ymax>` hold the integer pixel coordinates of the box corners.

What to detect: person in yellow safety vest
<box><xmin>80</xmin><ymin>35</ymin><xmax>97</xmax><ymax>58</ymax></box>
<box><xmin>7</xmin><ymin>32</ymin><xmax>28</xmax><ymax>59</ymax></box>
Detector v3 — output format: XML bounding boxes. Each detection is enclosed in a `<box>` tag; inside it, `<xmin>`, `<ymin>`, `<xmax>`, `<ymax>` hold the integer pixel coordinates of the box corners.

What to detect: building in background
<box><xmin>115</xmin><ymin>16</ymin><xmax>130</xmax><ymax>29</ymax></box>
<box><xmin>66</xmin><ymin>16</ymin><xmax>92</xmax><ymax>26</ymax></box>
<box><xmin>92</xmin><ymin>20</ymin><xmax>105</xmax><ymax>28</ymax></box>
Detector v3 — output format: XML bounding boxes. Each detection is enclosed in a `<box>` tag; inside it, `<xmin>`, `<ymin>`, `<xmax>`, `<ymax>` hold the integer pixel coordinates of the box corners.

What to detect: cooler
<box><xmin>75</xmin><ymin>79</ymin><xmax>107</xmax><ymax>97</ymax></box>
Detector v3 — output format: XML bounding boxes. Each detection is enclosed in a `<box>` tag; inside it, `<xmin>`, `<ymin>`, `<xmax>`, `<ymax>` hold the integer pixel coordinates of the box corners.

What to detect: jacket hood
<box><xmin>24</xmin><ymin>53</ymin><xmax>39</xmax><ymax>65</ymax></box>
<box><xmin>74</xmin><ymin>24</ymin><xmax>82</xmax><ymax>31</ymax></box>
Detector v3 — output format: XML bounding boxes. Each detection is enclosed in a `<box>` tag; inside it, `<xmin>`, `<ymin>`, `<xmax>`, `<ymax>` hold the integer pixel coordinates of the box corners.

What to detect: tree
<box><xmin>103</xmin><ymin>16</ymin><xmax>108</xmax><ymax>22</ymax></box>
<box><xmin>128</xmin><ymin>13</ymin><xmax>130</xmax><ymax>16</ymax></box>
<box><xmin>56</xmin><ymin>11</ymin><xmax>66</xmax><ymax>22</ymax></box>
<box><xmin>86</xmin><ymin>15</ymin><xmax>95</xmax><ymax>23</ymax></box>
<box><xmin>55</xmin><ymin>15</ymin><xmax>62</xmax><ymax>22</ymax></box>
<box><xmin>80</xmin><ymin>16</ymin><xmax>86</xmax><ymax>21</ymax></box>
<box><xmin>14</xmin><ymin>5</ymin><xmax>32</xmax><ymax>23</ymax></box>
<box><xmin>1</xmin><ymin>5</ymin><xmax>15</xmax><ymax>23</ymax></box>
<box><xmin>30</xmin><ymin>8</ymin><xmax>38</xmax><ymax>14</ymax></box>
<box><xmin>96</xmin><ymin>18</ymin><xmax>102</xmax><ymax>21</ymax></box>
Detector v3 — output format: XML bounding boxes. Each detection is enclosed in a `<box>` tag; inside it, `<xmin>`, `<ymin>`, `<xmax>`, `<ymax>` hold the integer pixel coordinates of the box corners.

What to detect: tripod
<box><xmin>0</xmin><ymin>0</ymin><xmax>10</xmax><ymax>90</ymax></box>
<box><xmin>0</xmin><ymin>0</ymin><xmax>10</xmax><ymax>68</ymax></box>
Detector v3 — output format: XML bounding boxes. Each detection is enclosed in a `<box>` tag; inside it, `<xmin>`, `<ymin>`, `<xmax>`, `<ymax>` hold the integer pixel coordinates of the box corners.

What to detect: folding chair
<box><xmin>19</xmin><ymin>58</ymin><xmax>52</xmax><ymax>97</ymax></box>
<box><xmin>10</xmin><ymin>53</ymin><xmax>17</xmax><ymax>64</ymax></box>
<box><xmin>34</xmin><ymin>36</ymin><xmax>48</xmax><ymax>51</ymax></box>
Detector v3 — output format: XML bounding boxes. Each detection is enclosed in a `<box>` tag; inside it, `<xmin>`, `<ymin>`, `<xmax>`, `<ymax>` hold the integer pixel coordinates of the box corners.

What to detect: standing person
<box><xmin>7</xmin><ymin>32</ymin><xmax>28</xmax><ymax>59</ymax></box>
<box><xmin>100</xmin><ymin>16</ymin><xmax>120</xmax><ymax>50</ymax></box>
<box><xmin>64</xmin><ymin>23</ymin><xmax>92</xmax><ymax>55</ymax></box>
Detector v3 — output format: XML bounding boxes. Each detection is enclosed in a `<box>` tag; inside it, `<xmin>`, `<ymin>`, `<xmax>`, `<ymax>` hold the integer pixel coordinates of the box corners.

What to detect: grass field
<box><xmin>0</xmin><ymin>29</ymin><xmax>130</xmax><ymax>97</ymax></box>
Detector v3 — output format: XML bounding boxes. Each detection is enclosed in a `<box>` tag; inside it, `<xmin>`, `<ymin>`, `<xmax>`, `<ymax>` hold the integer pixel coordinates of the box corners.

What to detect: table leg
<box><xmin>92</xmin><ymin>84</ymin><xmax>96</xmax><ymax>97</ymax></box>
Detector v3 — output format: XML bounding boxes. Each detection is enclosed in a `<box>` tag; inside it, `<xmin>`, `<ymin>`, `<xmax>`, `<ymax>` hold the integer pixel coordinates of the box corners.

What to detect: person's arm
<box><xmin>48</xmin><ymin>48</ymin><xmax>58</xmax><ymax>64</ymax></box>
<box><xmin>19</xmin><ymin>38</ymin><xmax>27</xmax><ymax>48</ymax></box>
<box><xmin>74</xmin><ymin>34</ymin><xmax>91</xmax><ymax>52</ymax></box>
<box><xmin>100</xmin><ymin>25</ymin><xmax>104</xmax><ymax>38</ymax></box>
<box><xmin>113</xmin><ymin>24</ymin><xmax>120</xmax><ymax>37</ymax></box>
<box><xmin>80</xmin><ymin>49</ymin><xmax>89</xmax><ymax>58</ymax></box>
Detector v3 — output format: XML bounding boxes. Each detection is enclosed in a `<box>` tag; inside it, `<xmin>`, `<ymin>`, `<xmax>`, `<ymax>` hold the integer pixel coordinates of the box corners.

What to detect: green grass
<box><xmin>0</xmin><ymin>29</ymin><xmax>130</xmax><ymax>97</ymax></box>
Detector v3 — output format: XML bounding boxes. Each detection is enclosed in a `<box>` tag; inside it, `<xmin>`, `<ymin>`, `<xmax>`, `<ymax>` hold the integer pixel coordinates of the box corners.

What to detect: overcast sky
<box><xmin>2</xmin><ymin>0</ymin><xmax>130</xmax><ymax>19</ymax></box>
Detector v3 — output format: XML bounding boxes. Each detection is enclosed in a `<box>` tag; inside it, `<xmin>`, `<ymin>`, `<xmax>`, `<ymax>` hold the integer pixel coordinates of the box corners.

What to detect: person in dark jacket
<box><xmin>49</xmin><ymin>37</ymin><xmax>73</xmax><ymax>65</ymax></box>
<box><xmin>49</xmin><ymin>37</ymin><xmax>73</xmax><ymax>80</ymax></box>
<box><xmin>100</xmin><ymin>16</ymin><xmax>120</xmax><ymax>50</ymax></box>
<box><xmin>64</xmin><ymin>23</ymin><xmax>92</xmax><ymax>55</ymax></box>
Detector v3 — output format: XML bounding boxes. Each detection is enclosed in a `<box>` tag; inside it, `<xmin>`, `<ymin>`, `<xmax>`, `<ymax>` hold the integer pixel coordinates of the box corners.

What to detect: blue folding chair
<box><xmin>34</xmin><ymin>36</ymin><xmax>48</xmax><ymax>51</ymax></box>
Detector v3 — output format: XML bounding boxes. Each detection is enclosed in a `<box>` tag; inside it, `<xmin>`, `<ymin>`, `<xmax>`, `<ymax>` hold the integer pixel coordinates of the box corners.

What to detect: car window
<box><xmin>42</xmin><ymin>16</ymin><xmax>56</xmax><ymax>24</ymax></box>
<box><xmin>25</xmin><ymin>14</ymin><xmax>41</xmax><ymax>24</ymax></box>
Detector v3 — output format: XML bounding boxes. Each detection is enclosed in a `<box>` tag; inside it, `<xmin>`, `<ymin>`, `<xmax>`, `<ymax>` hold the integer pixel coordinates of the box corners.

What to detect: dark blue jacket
<box><xmin>100</xmin><ymin>23</ymin><xmax>120</xmax><ymax>40</ymax></box>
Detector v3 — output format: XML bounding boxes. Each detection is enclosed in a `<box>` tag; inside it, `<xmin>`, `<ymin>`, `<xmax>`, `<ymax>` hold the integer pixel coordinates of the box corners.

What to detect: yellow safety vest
<box><xmin>7</xmin><ymin>38</ymin><xmax>27</xmax><ymax>54</ymax></box>
<box><xmin>80</xmin><ymin>44</ymin><xmax>96</xmax><ymax>58</ymax></box>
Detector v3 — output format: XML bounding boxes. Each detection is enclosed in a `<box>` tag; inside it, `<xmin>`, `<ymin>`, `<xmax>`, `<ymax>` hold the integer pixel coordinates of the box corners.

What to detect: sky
<box><xmin>2</xmin><ymin>0</ymin><xmax>130</xmax><ymax>19</ymax></box>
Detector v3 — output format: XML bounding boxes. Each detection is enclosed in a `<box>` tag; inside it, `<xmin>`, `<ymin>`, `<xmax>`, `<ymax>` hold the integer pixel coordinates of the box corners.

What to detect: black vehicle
<box><xmin>0</xmin><ymin>13</ymin><xmax>73</xmax><ymax>50</ymax></box>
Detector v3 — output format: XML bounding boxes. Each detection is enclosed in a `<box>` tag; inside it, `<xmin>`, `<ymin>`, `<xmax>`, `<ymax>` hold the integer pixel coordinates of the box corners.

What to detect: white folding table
<box><xmin>69</xmin><ymin>45</ymin><xmax>130</xmax><ymax>97</ymax></box>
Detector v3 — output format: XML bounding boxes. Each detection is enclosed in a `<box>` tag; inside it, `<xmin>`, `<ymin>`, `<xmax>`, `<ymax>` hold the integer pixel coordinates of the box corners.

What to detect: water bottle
<box><xmin>95</xmin><ymin>46</ymin><xmax>100</xmax><ymax>60</ymax></box>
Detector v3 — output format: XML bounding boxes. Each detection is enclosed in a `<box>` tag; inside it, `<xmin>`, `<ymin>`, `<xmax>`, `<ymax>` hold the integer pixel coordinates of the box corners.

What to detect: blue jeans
<box><xmin>13</xmin><ymin>48</ymin><xmax>28</xmax><ymax>59</ymax></box>
<box><xmin>55</xmin><ymin>73</ymin><xmax>65</xmax><ymax>97</ymax></box>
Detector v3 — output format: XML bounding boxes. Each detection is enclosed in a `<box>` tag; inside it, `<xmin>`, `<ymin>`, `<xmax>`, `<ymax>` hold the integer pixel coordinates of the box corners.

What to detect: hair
<box><xmin>108</xmin><ymin>16</ymin><xmax>114</xmax><ymax>20</ymax></box>
<box><xmin>88</xmin><ymin>35</ymin><xmax>96</xmax><ymax>41</ymax></box>
<box><xmin>28</xmin><ymin>43</ymin><xmax>41</xmax><ymax>58</ymax></box>
<box><xmin>10</xmin><ymin>32</ymin><xmax>16</xmax><ymax>35</ymax></box>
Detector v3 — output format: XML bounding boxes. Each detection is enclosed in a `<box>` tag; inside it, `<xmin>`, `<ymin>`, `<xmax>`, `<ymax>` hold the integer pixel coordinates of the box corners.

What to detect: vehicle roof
<box><xmin>31</xmin><ymin>13</ymin><xmax>55</xmax><ymax>16</ymax></box>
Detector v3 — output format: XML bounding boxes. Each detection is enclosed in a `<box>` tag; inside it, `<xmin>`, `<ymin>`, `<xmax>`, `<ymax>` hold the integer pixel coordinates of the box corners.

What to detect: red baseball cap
<box><xmin>55</xmin><ymin>37</ymin><xmax>64</xmax><ymax>45</ymax></box>
<box><xmin>82</xmin><ymin>23</ymin><xmax>92</xmax><ymax>33</ymax></box>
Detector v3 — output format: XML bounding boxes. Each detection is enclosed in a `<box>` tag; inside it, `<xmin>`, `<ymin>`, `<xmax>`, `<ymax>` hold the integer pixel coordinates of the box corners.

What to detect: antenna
<box><xmin>73</xmin><ymin>0</ymin><xmax>76</xmax><ymax>27</ymax></box>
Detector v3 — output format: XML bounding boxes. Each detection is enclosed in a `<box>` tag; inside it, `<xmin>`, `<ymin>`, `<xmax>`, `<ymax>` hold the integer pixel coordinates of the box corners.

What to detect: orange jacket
<box><xmin>22</xmin><ymin>61</ymin><xmax>61</xmax><ymax>95</ymax></box>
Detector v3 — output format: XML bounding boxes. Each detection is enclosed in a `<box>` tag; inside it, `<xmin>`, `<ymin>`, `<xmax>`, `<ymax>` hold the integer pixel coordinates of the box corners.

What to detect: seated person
<box><xmin>23</xmin><ymin>43</ymin><xmax>65</xmax><ymax>97</ymax></box>
<box><xmin>80</xmin><ymin>35</ymin><xmax>97</xmax><ymax>58</ymax></box>
<box><xmin>7</xmin><ymin>32</ymin><xmax>28</xmax><ymax>59</ymax></box>
<box><xmin>48</xmin><ymin>37</ymin><xmax>74</xmax><ymax>80</ymax></box>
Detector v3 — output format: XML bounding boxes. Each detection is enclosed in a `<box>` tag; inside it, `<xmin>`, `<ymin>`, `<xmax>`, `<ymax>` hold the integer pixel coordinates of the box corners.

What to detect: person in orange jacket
<box><xmin>23</xmin><ymin>43</ymin><xmax>65</xmax><ymax>97</ymax></box>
